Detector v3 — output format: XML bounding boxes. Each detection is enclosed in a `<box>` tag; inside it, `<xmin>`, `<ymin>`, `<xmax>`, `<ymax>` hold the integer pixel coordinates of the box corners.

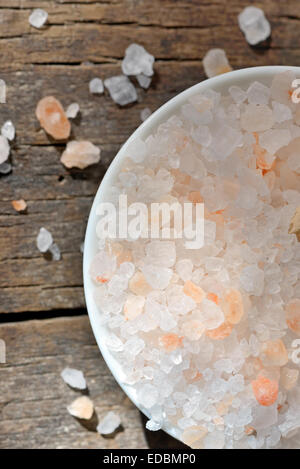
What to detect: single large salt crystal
<box><xmin>97</xmin><ymin>411</ymin><xmax>121</xmax><ymax>435</ymax></box>
<box><xmin>61</xmin><ymin>367</ymin><xmax>87</xmax><ymax>390</ymax></box>
<box><xmin>289</xmin><ymin>207</ymin><xmax>300</xmax><ymax>242</ymax></box>
<box><xmin>36</xmin><ymin>227</ymin><xmax>53</xmax><ymax>253</ymax></box>
<box><xmin>262</xmin><ymin>339</ymin><xmax>289</xmax><ymax>367</ymax></box>
<box><xmin>29</xmin><ymin>9</ymin><xmax>48</xmax><ymax>29</ymax></box>
<box><xmin>238</xmin><ymin>6</ymin><xmax>271</xmax><ymax>45</ymax></box>
<box><xmin>137</xmin><ymin>383</ymin><xmax>159</xmax><ymax>409</ymax></box>
<box><xmin>66</xmin><ymin>103</ymin><xmax>80</xmax><ymax>119</ymax></box>
<box><xmin>1</xmin><ymin>120</ymin><xmax>15</xmax><ymax>141</ymax></box>
<box><xmin>142</xmin><ymin>264</ymin><xmax>173</xmax><ymax>290</ymax></box>
<box><xmin>198</xmin><ymin>299</ymin><xmax>224</xmax><ymax>330</ymax></box>
<box><xmin>241</xmin><ymin>104</ymin><xmax>274</xmax><ymax>132</ymax></box>
<box><xmin>159</xmin><ymin>333</ymin><xmax>182</xmax><ymax>352</ymax></box>
<box><xmin>129</xmin><ymin>271</ymin><xmax>152</xmax><ymax>296</ymax></box>
<box><xmin>247</xmin><ymin>81</ymin><xmax>270</xmax><ymax>105</ymax></box>
<box><xmin>203</xmin><ymin>49</ymin><xmax>232</xmax><ymax>78</ymax></box>
<box><xmin>140</xmin><ymin>107</ymin><xmax>152</xmax><ymax>122</ymax></box>
<box><xmin>104</xmin><ymin>75</ymin><xmax>137</xmax><ymax>106</ymax></box>
<box><xmin>272</xmin><ymin>101</ymin><xmax>292</xmax><ymax>123</ymax></box>
<box><xmin>67</xmin><ymin>396</ymin><xmax>94</xmax><ymax>420</ymax></box>
<box><xmin>251</xmin><ymin>375</ymin><xmax>278</xmax><ymax>407</ymax></box>
<box><xmin>61</xmin><ymin>141</ymin><xmax>101</xmax><ymax>169</ymax></box>
<box><xmin>36</xmin><ymin>96</ymin><xmax>71</xmax><ymax>140</ymax></box>
<box><xmin>12</xmin><ymin>199</ymin><xmax>27</xmax><ymax>212</ymax></box>
<box><xmin>89</xmin><ymin>78</ymin><xmax>104</xmax><ymax>95</ymax></box>
<box><xmin>285</xmin><ymin>298</ymin><xmax>300</xmax><ymax>335</ymax></box>
<box><xmin>145</xmin><ymin>240</ymin><xmax>176</xmax><ymax>268</ymax></box>
<box><xmin>259</xmin><ymin>129</ymin><xmax>291</xmax><ymax>155</ymax></box>
<box><xmin>122</xmin><ymin>43</ymin><xmax>154</xmax><ymax>77</ymax></box>
<box><xmin>0</xmin><ymin>135</ymin><xmax>10</xmax><ymax>164</ymax></box>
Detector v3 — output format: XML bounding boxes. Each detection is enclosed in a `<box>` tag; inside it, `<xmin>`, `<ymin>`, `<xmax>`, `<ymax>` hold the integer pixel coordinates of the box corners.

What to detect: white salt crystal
<box><xmin>271</xmin><ymin>71</ymin><xmax>295</xmax><ymax>105</ymax></box>
<box><xmin>0</xmin><ymin>79</ymin><xmax>6</xmax><ymax>104</ymax></box>
<box><xmin>36</xmin><ymin>227</ymin><xmax>53</xmax><ymax>253</ymax></box>
<box><xmin>198</xmin><ymin>299</ymin><xmax>224</xmax><ymax>330</ymax></box>
<box><xmin>203</xmin><ymin>49</ymin><xmax>232</xmax><ymax>78</ymax></box>
<box><xmin>191</xmin><ymin>125</ymin><xmax>211</xmax><ymax>147</ymax></box>
<box><xmin>137</xmin><ymin>383</ymin><xmax>159</xmax><ymax>409</ymax></box>
<box><xmin>67</xmin><ymin>396</ymin><xmax>94</xmax><ymax>420</ymax></box>
<box><xmin>61</xmin><ymin>367</ymin><xmax>87</xmax><ymax>390</ymax></box>
<box><xmin>66</xmin><ymin>103</ymin><xmax>80</xmax><ymax>119</ymax></box>
<box><xmin>238</xmin><ymin>6</ymin><xmax>271</xmax><ymax>45</ymax></box>
<box><xmin>142</xmin><ymin>264</ymin><xmax>173</xmax><ymax>290</ymax></box>
<box><xmin>29</xmin><ymin>9</ymin><xmax>48</xmax><ymax>29</ymax></box>
<box><xmin>247</xmin><ymin>81</ymin><xmax>270</xmax><ymax>105</ymax></box>
<box><xmin>97</xmin><ymin>411</ymin><xmax>121</xmax><ymax>435</ymax></box>
<box><xmin>259</xmin><ymin>129</ymin><xmax>291</xmax><ymax>155</ymax></box>
<box><xmin>49</xmin><ymin>242</ymin><xmax>61</xmax><ymax>261</ymax></box>
<box><xmin>272</xmin><ymin>101</ymin><xmax>292</xmax><ymax>123</ymax></box>
<box><xmin>252</xmin><ymin>404</ymin><xmax>278</xmax><ymax>430</ymax></box>
<box><xmin>229</xmin><ymin>85</ymin><xmax>247</xmax><ymax>104</ymax></box>
<box><xmin>140</xmin><ymin>107</ymin><xmax>152</xmax><ymax>122</ymax></box>
<box><xmin>146</xmin><ymin>419</ymin><xmax>162</xmax><ymax>431</ymax></box>
<box><xmin>137</xmin><ymin>73</ymin><xmax>152</xmax><ymax>89</ymax></box>
<box><xmin>89</xmin><ymin>78</ymin><xmax>104</xmax><ymax>95</ymax></box>
<box><xmin>240</xmin><ymin>265</ymin><xmax>264</xmax><ymax>296</ymax></box>
<box><xmin>122</xmin><ymin>43</ymin><xmax>154</xmax><ymax>77</ymax></box>
<box><xmin>145</xmin><ymin>240</ymin><xmax>176</xmax><ymax>268</ymax></box>
<box><xmin>0</xmin><ymin>135</ymin><xmax>10</xmax><ymax>164</ymax></box>
<box><xmin>104</xmin><ymin>75</ymin><xmax>137</xmax><ymax>106</ymax></box>
<box><xmin>176</xmin><ymin>259</ymin><xmax>193</xmax><ymax>281</ymax></box>
<box><xmin>241</xmin><ymin>104</ymin><xmax>274</xmax><ymax>132</ymax></box>
<box><xmin>1</xmin><ymin>120</ymin><xmax>15</xmax><ymax>141</ymax></box>
<box><xmin>236</xmin><ymin>186</ymin><xmax>257</xmax><ymax>210</ymax></box>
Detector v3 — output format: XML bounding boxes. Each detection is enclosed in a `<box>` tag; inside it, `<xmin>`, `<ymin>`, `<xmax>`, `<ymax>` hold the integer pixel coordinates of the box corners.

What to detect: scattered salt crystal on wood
<box><xmin>36</xmin><ymin>227</ymin><xmax>53</xmax><ymax>253</ymax></box>
<box><xmin>1</xmin><ymin>120</ymin><xmax>15</xmax><ymax>141</ymax></box>
<box><xmin>61</xmin><ymin>141</ymin><xmax>101</xmax><ymax>169</ymax></box>
<box><xmin>66</xmin><ymin>103</ymin><xmax>80</xmax><ymax>119</ymax></box>
<box><xmin>238</xmin><ymin>6</ymin><xmax>271</xmax><ymax>45</ymax></box>
<box><xmin>0</xmin><ymin>135</ymin><xmax>10</xmax><ymax>164</ymax></box>
<box><xmin>29</xmin><ymin>9</ymin><xmax>48</xmax><ymax>29</ymax></box>
<box><xmin>140</xmin><ymin>107</ymin><xmax>152</xmax><ymax>122</ymax></box>
<box><xmin>97</xmin><ymin>411</ymin><xmax>121</xmax><ymax>435</ymax></box>
<box><xmin>137</xmin><ymin>73</ymin><xmax>152</xmax><ymax>89</ymax></box>
<box><xmin>122</xmin><ymin>43</ymin><xmax>154</xmax><ymax>77</ymax></box>
<box><xmin>49</xmin><ymin>242</ymin><xmax>61</xmax><ymax>261</ymax></box>
<box><xmin>67</xmin><ymin>396</ymin><xmax>94</xmax><ymax>420</ymax></box>
<box><xmin>11</xmin><ymin>199</ymin><xmax>27</xmax><ymax>212</ymax></box>
<box><xmin>89</xmin><ymin>78</ymin><xmax>104</xmax><ymax>95</ymax></box>
<box><xmin>36</xmin><ymin>96</ymin><xmax>71</xmax><ymax>140</ymax></box>
<box><xmin>104</xmin><ymin>75</ymin><xmax>137</xmax><ymax>106</ymax></box>
<box><xmin>203</xmin><ymin>49</ymin><xmax>232</xmax><ymax>78</ymax></box>
<box><xmin>61</xmin><ymin>367</ymin><xmax>87</xmax><ymax>390</ymax></box>
<box><xmin>0</xmin><ymin>79</ymin><xmax>6</xmax><ymax>104</ymax></box>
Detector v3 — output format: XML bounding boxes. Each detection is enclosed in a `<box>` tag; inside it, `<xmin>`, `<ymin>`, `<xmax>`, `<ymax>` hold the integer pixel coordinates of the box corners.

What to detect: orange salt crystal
<box><xmin>286</xmin><ymin>298</ymin><xmax>300</xmax><ymax>335</ymax></box>
<box><xmin>36</xmin><ymin>96</ymin><xmax>71</xmax><ymax>140</ymax></box>
<box><xmin>224</xmin><ymin>288</ymin><xmax>244</xmax><ymax>325</ymax></box>
<box><xmin>245</xmin><ymin>426</ymin><xmax>256</xmax><ymax>436</ymax></box>
<box><xmin>205</xmin><ymin>321</ymin><xmax>233</xmax><ymax>340</ymax></box>
<box><xmin>11</xmin><ymin>199</ymin><xmax>27</xmax><ymax>212</ymax></box>
<box><xmin>251</xmin><ymin>375</ymin><xmax>279</xmax><ymax>407</ymax></box>
<box><xmin>96</xmin><ymin>276</ymin><xmax>108</xmax><ymax>284</ymax></box>
<box><xmin>159</xmin><ymin>333</ymin><xmax>183</xmax><ymax>352</ymax></box>
<box><xmin>253</xmin><ymin>131</ymin><xmax>275</xmax><ymax>171</ymax></box>
<box><xmin>206</xmin><ymin>292</ymin><xmax>219</xmax><ymax>304</ymax></box>
<box><xmin>188</xmin><ymin>191</ymin><xmax>203</xmax><ymax>204</ymax></box>
<box><xmin>183</xmin><ymin>280</ymin><xmax>205</xmax><ymax>303</ymax></box>
<box><xmin>61</xmin><ymin>141</ymin><xmax>101</xmax><ymax>169</ymax></box>
<box><xmin>262</xmin><ymin>339</ymin><xmax>289</xmax><ymax>367</ymax></box>
<box><xmin>129</xmin><ymin>271</ymin><xmax>152</xmax><ymax>296</ymax></box>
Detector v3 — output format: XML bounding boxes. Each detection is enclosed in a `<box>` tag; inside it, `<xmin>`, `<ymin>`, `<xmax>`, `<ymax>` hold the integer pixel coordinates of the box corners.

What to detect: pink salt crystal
<box><xmin>129</xmin><ymin>271</ymin><xmax>152</xmax><ymax>296</ymax></box>
<box><xmin>181</xmin><ymin>320</ymin><xmax>205</xmax><ymax>341</ymax></box>
<box><xmin>67</xmin><ymin>396</ymin><xmax>94</xmax><ymax>420</ymax></box>
<box><xmin>281</xmin><ymin>368</ymin><xmax>299</xmax><ymax>390</ymax></box>
<box><xmin>181</xmin><ymin>425</ymin><xmax>208</xmax><ymax>449</ymax></box>
<box><xmin>223</xmin><ymin>288</ymin><xmax>244</xmax><ymax>325</ymax></box>
<box><xmin>61</xmin><ymin>141</ymin><xmax>101</xmax><ymax>169</ymax></box>
<box><xmin>241</xmin><ymin>104</ymin><xmax>274</xmax><ymax>132</ymax></box>
<box><xmin>262</xmin><ymin>339</ymin><xmax>289</xmax><ymax>367</ymax></box>
<box><xmin>285</xmin><ymin>298</ymin><xmax>300</xmax><ymax>335</ymax></box>
<box><xmin>36</xmin><ymin>96</ymin><xmax>71</xmax><ymax>140</ymax></box>
<box><xmin>123</xmin><ymin>294</ymin><xmax>145</xmax><ymax>321</ymax></box>
<box><xmin>159</xmin><ymin>333</ymin><xmax>183</xmax><ymax>352</ymax></box>
<box><xmin>183</xmin><ymin>280</ymin><xmax>205</xmax><ymax>303</ymax></box>
<box><xmin>203</xmin><ymin>49</ymin><xmax>232</xmax><ymax>78</ymax></box>
<box><xmin>11</xmin><ymin>199</ymin><xmax>27</xmax><ymax>212</ymax></box>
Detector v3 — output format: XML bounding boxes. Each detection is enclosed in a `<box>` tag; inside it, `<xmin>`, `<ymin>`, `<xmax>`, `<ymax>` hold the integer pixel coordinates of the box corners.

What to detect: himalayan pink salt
<box><xmin>288</xmin><ymin>207</ymin><xmax>300</xmax><ymax>241</ymax></box>
<box><xmin>67</xmin><ymin>396</ymin><xmax>94</xmax><ymax>420</ymax></box>
<box><xmin>183</xmin><ymin>280</ymin><xmax>205</xmax><ymax>303</ymax></box>
<box><xmin>11</xmin><ymin>199</ymin><xmax>27</xmax><ymax>212</ymax></box>
<box><xmin>203</xmin><ymin>49</ymin><xmax>232</xmax><ymax>78</ymax></box>
<box><xmin>181</xmin><ymin>320</ymin><xmax>205</xmax><ymax>341</ymax></box>
<box><xmin>223</xmin><ymin>288</ymin><xmax>244</xmax><ymax>324</ymax></box>
<box><xmin>129</xmin><ymin>271</ymin><xmax>152</xmax><ymax>296</ymax></box>
<box><xmin>251</xmin><ymin>376</ymin><xmax>278</xmax><ymax>407</ymax></box>
<box><xmin>159</xmin><ymin>333</ymin><xmax>183</xmax><ymax>352</ymax></box>
<box><xmin>181</xmin><ymin>425</ymin><xmax>208</xmax><ymax>449</ymax></box>
<box><xmin>241</xmin><ymin>104</ymin><xmax>274</xmax><ymax>132</ymax></box>
<box><xmin>36</xmin><ymin>96</ymin><xmax>71</xmax><ymax>140</ymax></box>
<box><xmin>281</xmin><ymin>368</ymin><xmax>299</xmax><ymax>391</ymax></box>
<box><xmin>205</xmin><ymin>322</ymin><xmax>233</xmax><ymax>340</ymax></box>
<box><xmin>262</xmin><ymin>339</ymin><xmax>289</xmax><ymax>367</ymax></box>
<box><xmin>123</xmin><ymin>294</ymin><xmax>145</xmax><ymax>320</ymax></box>
<box><xmin>61</xmin><ymin>141</ymin><xmax>101</xmax><ymax>169</ymax></box>
<box><xmin>286</xmin><ymin>299</ymin><xmax>300</xmax><ymax>335</ymax></box>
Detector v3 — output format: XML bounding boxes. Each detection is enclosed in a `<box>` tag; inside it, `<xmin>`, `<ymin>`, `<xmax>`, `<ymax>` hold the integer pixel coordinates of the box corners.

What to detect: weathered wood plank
<box><xmin>0</xmin><ymin>316</ymin><xmax>149</xmax><ymax>449</ymax></box>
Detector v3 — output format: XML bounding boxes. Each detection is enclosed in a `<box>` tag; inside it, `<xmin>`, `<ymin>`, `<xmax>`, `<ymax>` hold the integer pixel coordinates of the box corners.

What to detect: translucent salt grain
<box><xmin>238</xmin><ymin>6</ymin><xmax>271</xmax><ymax>45</ymax></box>
<box><xmin>203</xmin><ymin>49</ymin><xmax>232</xmax><ymax>78</ymax></box>
<box><xmin>97</xmin><ymin>411</ymin><xmax>121</xmax><ymax>435</ymax></box>
<box><xmin>67</xmin><ymin>396</ymin><xmax>94</xmax><ymax>420</ymax></box>
<box><xmin>272</xmin><ymin>101</ymin><xmax>292</xmax><ymax>123</ymax></box>
<box><xmin>140</xmin><ymin>107</ymin><xmax>152</xmax><ymax>122</ymax></box>
<box><xmin>89</xmin><ymin>78</ymin><xmax>104</xmax><ymax>95</ymax></box>
<box><xmin>61</xmin><ymin>367</ymin><xmax>87</xmax><ymax>390</ymax></box>
<box><xmin>247</xmin><ymin>81</ymin><xmax>270</xmax><ymax>105</ymax></box>
<box><xmin>240</xmin><ymin>265</ymin><xmax>264</xmax><ymax>296</ymax></box>
<box><xmin>142</xmin><ymin>264</ymin><xmax>173</xmax><ymax>290</ymax></box>
<box><xmin>122</xmin><ymin>43</ymin><xmax>154</xmax><ymax>77</ymax></box>
<box><xmin>0</xmin><ymin>79</ymin><xmax>6</xmax><ymax>104</ymax></box>
<box><xmin>104</xmin><ymin>75</ymin><xmax>137</xmax><ymax>106</ymax></box>
<box><xmin>12</xmin><ymin>199</ymin><xmax>27</xmax><ymax>212</ymax></box>
<box><xmin>241</xmin><ymin>104</ymin><xmax>273</xmax><ymax>132</ymax></box>
<box><xmin>259</xmin><ymin>129</ymin><xmax>291</xmax><ymax>155</ymax></box>
<box><xmin>145</xmin><ymin>240</ymin><xmax>176</xmax><ymax>268</ymax></box>
<box><xmin>29</xmin><ymin>9</ymin><xmax>48</xmax><ymax>29</ymax></box>
<box><xmin>66</xmin><ymin>103</ymin><xmax>80</xmax><ymax>119</ymax></box>
<box><xmin>1</xmin><ymin>120</ymin><xmax>15</xmax><ymax>141</ymax></box>
<box><xmin>229</xmin><ymin>85</ymin><xmax>247</xmax><ymax>104</ymax></box>
<box><xmin>61</xmin><ymin>141</ymin><xmax>101</xmax><ymax>169</ymax></box>
<box><xmin>137</xmin><ymin>383</ymin><xmax>159</xmax><ymax>409</ymax></box>
<box><xmin>176</xmin><ymin>259</ymin><xmax>193</xmax><ymax>281</ymax></box>
<box><xmin>49</xmin><ymin>242</ymin><xmax>61</xmax><ymax>261</ymax></box>
<box><xmin>36</xmin><ymin>227</ymin><xmax>53</xmax><ymax>253</ymax></box>
<box><xmin>0</xmin><ymin>135</ymin><xmax>10</xmax><ymax>164</ymax></box>
<box><xmin>146</xmin><ymin>419</ymin><xmax>162</xmax><ymax>431</ymax></box>
<box><xmin>36</xmin><ymin>96</ymin><xmax>71</xmax><ymax>140</ymax></box>
<box><xmin>137</xmin><ymin>73</ymin><xmax>152</xmax><ymax>89</ymax></box>
<box><xmin>271</xmin><ymin>71</ymin><xmax>295</xmax><ymax>105</ymax></box>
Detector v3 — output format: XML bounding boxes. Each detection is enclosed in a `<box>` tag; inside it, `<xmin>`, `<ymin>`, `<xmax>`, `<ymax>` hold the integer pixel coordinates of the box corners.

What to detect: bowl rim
<box><xmin>83</xmin><ymin>65</ymin><xmax>300</xmax><ymax>443</ymax></box>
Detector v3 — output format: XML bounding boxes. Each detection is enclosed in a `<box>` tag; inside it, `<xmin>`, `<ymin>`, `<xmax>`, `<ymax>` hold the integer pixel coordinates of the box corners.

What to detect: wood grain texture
<box><xmin>0</xmin><ymin>315</ymin><xmax>149</xmax><ymax>449</ymax></box>
<box><xmin>0</xmin><ymin>1</ymin><xmax>299</xmax><ymax>316</ymax></box>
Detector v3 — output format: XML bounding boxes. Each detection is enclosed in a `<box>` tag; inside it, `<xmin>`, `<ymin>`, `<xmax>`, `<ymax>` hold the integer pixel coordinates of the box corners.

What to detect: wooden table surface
<box><xmin>0</xmin><ymin>0</ymin><xmax>299</xmax><ymax>449</ymax></box>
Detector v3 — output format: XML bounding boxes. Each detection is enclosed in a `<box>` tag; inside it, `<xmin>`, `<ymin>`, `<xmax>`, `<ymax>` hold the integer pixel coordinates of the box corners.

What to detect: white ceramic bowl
<box><xmin>83</xmin><ymin>66</ymin><xmax>300</xmax><ymax>444</ymax></box>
